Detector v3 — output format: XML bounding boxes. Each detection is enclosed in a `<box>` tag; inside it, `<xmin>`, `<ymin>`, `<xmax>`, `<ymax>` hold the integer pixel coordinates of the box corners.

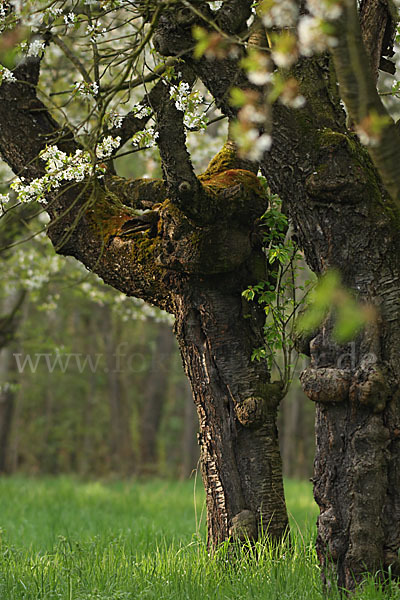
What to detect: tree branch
<box><xmin>214</xmin><ymin>0</ymin><xmax>253</xmax><ymax>34</ymax></box>
<box><xmin>0</xmin><ymin>58</ymin><xmax>76</xmax><ymax>180</ymax></box>
<box><xmin>108</xmin><ymin>78</ymin><xmax>169</xmax><ymax>147</ymax></box>
<box><xmin>51</xmin><ymin>35</ymin><xmax>92</xmax><ymax>85</ymax></box>
<box><xmin>0</xmin><ymin>58</ymin><xmax>172</xmax><ymax>309</ymax></box>
<box><xmin>150</xmin><ymin>67</ymin><xmax>204</xmax><ymax>217</ymax></box>
<box><xmin>359</xmin><ymin>0</ymin><xmax>396</xmax><ymax>80</ymax></box>
<box><xmin>331</xmin><ymin>0</ymin><xmax>400</xmax><ymax>206</ymax></box>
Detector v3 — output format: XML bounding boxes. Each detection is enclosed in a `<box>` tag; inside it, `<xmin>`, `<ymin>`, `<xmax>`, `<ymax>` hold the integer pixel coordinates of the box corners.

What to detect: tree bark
<box><xmin>260</xmin><ymin>61</ymin><xmax>400</xmax><ymax>589</ymax></box>
<box><xmin>173</xmin><ymin>274</ymin><xmax>288</xmax><ymax>543</ymax></box>
<box><xmin>181</xmin><ymin>377</ymin><xmax>199</xmax><ymax>479</ymax></box>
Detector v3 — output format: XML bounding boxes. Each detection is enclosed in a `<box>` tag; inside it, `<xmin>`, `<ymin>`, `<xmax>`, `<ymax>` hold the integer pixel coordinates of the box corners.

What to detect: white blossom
<box><xmin>208</xmin><ymin>1</ymin><xmax>223</xmax><ymax>10</ymax></box>
<box><xmin>107</xmin><ymin>112</ymin><xmax>124</xmax><ymax>129</ymax></box>
<box><xmin>298</xmin><ymin>16</ymin><xmax>337</xmax><ymax>56</ymax></box>
<box><xmin>280</xmin><ymin>93</ymin><xmax>306</xmax><ymax>109</ymax></box>
<box><xmin>10</xmin><ymin>137</ymin><xmax>121</xmax><ymax>205</ymax></box>
<box><xmin>74</xmin><ymin>81</ymin><xmax>99</xmax><ymax>98</ymax></box>
<box><xmin>170</xmin><ymin>81</ymin><xmax>191</xmax><ymax>112</ymax></box>
<box><xmin>0</xmin><ymin>65</ymin><xmax>16</xmax><ymax>84</ymax></box>
<box><xmin>248</xmin><ymin>70</ymin><xmax>272</xmax><ymax>86</ymax></box>
<box><xmin>27</xmin><ymin>39</ymin><xmax>45</xmax><ymax>57</ymax></box>
<box><xmin>306</xmin><ymin>0</ymin><xmax>343</xmax><ymax>21</ymax></box>
<box><xmin>261</xmin><ymin>0</ymin><xmax>298</xmax><ymax>28</ymax></box>
<box><xmin>46</xmin><ymin>5</ymin><xmax>62</xmax><ymax>17</ymax></box>
<box><xmin>356</xmin><ymin>128</ymin><xmax>378</xmax><ymax>147</ymax></box>
<box><xmin>96</xmin><ymin>136</ymin><xmax>121</xmax><ymax>159</ymax></box>
<box><xmin>240</xmin><ymin>104</ymin><xmax>266</xmax><ymax>124</ymax></box>
<box><xmin>0</xmin><ymin>0</ymin><xmax>8</xmax><ymax>20</ymax></box>
<box><xmin>0</xmin><ymin>192</ymin><xmax>10</xmax><ymax>216</ymax></box>
<box><xmin>131</xmin><ymin>127</ymin><xmax>159</xmax><ymax>148</ymax></box>
<box><xmin>271</xmin><ymin>50</ymin><xmax>297</xmax><ymax>69</ymax></box>
<box><xmin>64</xmin><ymin>12</ymin><xmax>76</xmax><ymax>25</ymax></box>
<box><xmin>246</xmin><ymin>131</ymin><xmax>272</xmax><ymax>161</ymax></box>
<box><xmin>233</xmin><ymin>126</ymin><xmax>272</xmax><ymax>161</ymax></box>
<box><xmin>132</xmin><ymin>104</ymin><xmax>152</xmax><ymax>119</ymax></box>
<box><xmin>169</xmin><ymin>82</ymin><xmax>208</xmax><ymax>130</ymax></box>
<box><xmin>246</xmin><ymin>52</ymin><xmax>272</xmax><ymax>86</ymax></box>
<box><xmin>86</xmin><ymin>22</ymin><xmax>107</xmax><ymax>41</ymax></box>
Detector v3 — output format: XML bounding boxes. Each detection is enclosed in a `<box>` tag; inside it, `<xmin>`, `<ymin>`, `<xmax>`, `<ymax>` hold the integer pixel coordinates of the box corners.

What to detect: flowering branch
<box><xmin>151</xmin><ymin>68</ymin><xmax>204</xmax><ymax>217</ymax></box>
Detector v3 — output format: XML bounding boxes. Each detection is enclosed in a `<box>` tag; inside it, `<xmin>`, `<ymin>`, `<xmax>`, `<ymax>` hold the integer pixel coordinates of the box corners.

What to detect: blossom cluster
<box><xmin>86</xmin><ymin>22</ymin><xmax>107</xmax><ymax>42</ymax></box>
<box><xmin>95</xmin><ymin>135</ymin><xmax>121</xmax><ymax>159</ymax></box>
<box><xmin>131</xmin><ymin>104</ymin><xmax>152</xmax><ymax>120</ymax></box>
<box><xmin>0</xmin><ymin>65</ymin><xmax>16</xmax><ymax>84</ymax></box>
<box><xmin>0</xmin><ymin>192</ymin><xmax>10</xmax><ymax>216</ymax></box>
<box><xmin>169</xmin><ymin>81</ymin><xmax>208</xmax><ymax>130</ymax></box>
<box><xmin>298</xmin><ymin>17</ymin><xmax>338</xmax><ymax>56</ymax></box>
<box><xmin>10</xmin><ymin>136</ymin><xmax>121</xmax><ymax>205</ymax></box>
<box><xmin>63</xmin><ymin>12</ymin><xmax>76</xmax><ymax>27</ymax></box>
<box><xmin>230</xmin><ymin>89</ymin><xmax>272</xmax><ymax>161</ymax></box>
<box><xmin>107</xmin><ymin>112</ymin><xmax>124</xmax><ymax>129</ymax></box>
<box><xmin>0</xmin><ymin>0</ymin><xmax>9</xmax><ymax>20</ymax></box>
<box><xmin>236</xmin><ymin>128</ymin><xmax>272</xmax><ymax>161</ymax></box>
<box><xmin>307</xmin><ymin>0</ymin><xmax>343</xmax><ymax>21</ymax></box>
<box><xmin>27</xmin><ymin>39</ymin><xmax>46</xmax><ymax>57</ymax></box>
<box><xmin>256</xmin><ymin>0</ymin><xmax>343</xmax><ymax>65</ymax></box>
<box><xmin>131</xmin><ymin>127</ymin><xmax>159</xmax><ymax>149</ymax></box>
<box><xmin>74</xmin><ymin>81</ymin><xmax>100</xmax><ymax>98</ymax></box>
<box><xmin>261</xmin><ymin>0</ymin><xmax>298</xmax><ymax>28</ymax></box>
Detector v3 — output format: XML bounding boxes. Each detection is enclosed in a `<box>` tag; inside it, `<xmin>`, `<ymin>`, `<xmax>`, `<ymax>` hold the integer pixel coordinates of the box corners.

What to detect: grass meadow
<box><xmin>0</xmin><ymin>476</ymin><xmax>397</xmax><ymax>599</ymax></box>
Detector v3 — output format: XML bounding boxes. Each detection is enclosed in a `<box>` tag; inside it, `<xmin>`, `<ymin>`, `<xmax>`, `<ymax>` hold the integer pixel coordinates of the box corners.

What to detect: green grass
<box><xmin>0</xmin><ymin>476</ymin><xmax>397</xmax><ymax>599</ymax></box>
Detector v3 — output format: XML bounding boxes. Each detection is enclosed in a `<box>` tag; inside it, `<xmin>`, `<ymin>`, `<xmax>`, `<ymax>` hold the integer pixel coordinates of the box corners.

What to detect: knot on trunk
<box><xmin>155</xmin><ymin>167</ymin><xmax>266</xmax><ymax>275</ymax></box>
<box><xmin>235</xmin><ymin>384</ymin><xmax>283</xmax><ymax>427</ymax></box>
<box><xmin>235</xmin><ymin>396</ymin><xmax>265</xmax><ymax>427</ymax></box>
<box><xmin>349</xmin><ymin>365</ymin><xmax>390</xmax><ymax>413</ymax></box>
<box><xmin>229</xmin><ymin>510</ymin><xmax>257</xmax><ymax>541</ymax></box>
<box><xmin>301</xmin><ymin>364</ymin><xmax>391</xmax><ymax>412</ymax></box>
<box><xmin>300</xmin><ymin>367</ymin><xmax>351</xmax><ymax>404</ymax></box>
<box><xmin>305</xmin><ymin>130</ymin><xmax>377</xmax><ymax>204</ymax></box>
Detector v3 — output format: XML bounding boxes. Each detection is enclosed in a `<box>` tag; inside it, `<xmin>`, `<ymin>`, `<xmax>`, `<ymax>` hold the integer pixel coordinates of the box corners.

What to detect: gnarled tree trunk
<box><xmin>0</xmin><ymin>55</ymin><xmax>289</xmax><ymax>546</ymax></box>
<box><xmin>174</xmin><ymin>276</ymin><xmax>287</xmax><ymax>542</ymax></box>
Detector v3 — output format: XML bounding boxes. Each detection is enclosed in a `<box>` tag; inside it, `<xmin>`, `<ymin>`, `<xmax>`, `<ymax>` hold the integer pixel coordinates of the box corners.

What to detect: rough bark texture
<box><xmin>173</xmin><ymin>274</ymin><xmax>288</xmax><ymax>542</ymax></box>
<box><xmin>261</xmin><ymin>60</ymin><xmax>400</xmax><ymax>589</ymax></box>
<box><xmin>181</xmin><ymin>377</ymin><xmax>199</xmax><ymax>479</ymax></box>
